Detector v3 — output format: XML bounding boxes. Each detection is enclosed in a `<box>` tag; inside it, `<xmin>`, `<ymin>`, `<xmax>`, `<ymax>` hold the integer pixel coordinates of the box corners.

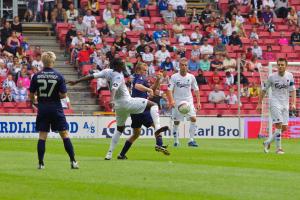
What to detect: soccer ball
<box><xmin>178</xmin><ymin>101</ymin><xmax>190</xmax><ymax>115</ymax></box>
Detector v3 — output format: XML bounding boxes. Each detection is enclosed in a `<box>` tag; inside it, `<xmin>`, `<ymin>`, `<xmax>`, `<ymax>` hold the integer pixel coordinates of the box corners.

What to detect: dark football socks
<box><xmin>63</xmin><ymin>138</ymin><xmax>76</xmax><ymax>162</ymax></box>
<box><xmin>37</xmin><ymin>139</ymin><xmax>45</xmax><ymax>165</ymax></box>
<box><xmin>120</xmin><ymin>140</ymin><xmax>132</xmax><ymax>156</ymax></box>
<box><xmin>156</xmin><ymin>135</ymin><xmax>163</xmax><ymax>146</ymax></box>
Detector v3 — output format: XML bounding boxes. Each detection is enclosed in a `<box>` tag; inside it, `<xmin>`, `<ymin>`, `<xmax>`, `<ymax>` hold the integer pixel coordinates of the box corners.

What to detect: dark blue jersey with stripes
<box><xmin>131</xmin><ymin>74</ymin><xmax>149</xmax><ymax>99</ymax></box>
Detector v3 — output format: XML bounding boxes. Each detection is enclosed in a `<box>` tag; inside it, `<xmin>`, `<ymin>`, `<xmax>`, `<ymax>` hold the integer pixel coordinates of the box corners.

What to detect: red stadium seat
<box><xmin>64</xmin><ymin>109</ymin><xmax>74</xmax><ymax>114</ymax></box>
<box><xmin>202</xmin><ymin>103</ymin><xmax>215</xmax><ymax>109</ymax></box>
<box><xmin>281</xmin><ymin>46</ymin><xmax>293</xmax><ymax>53</ymax></box>
<box><xmin>2</xmin><ymin>102</ymin><xmax>15</xmax><ymax>108</ymax></box>
<box><xmin>200</xmin><ymin>85</ymin><xmax>212</xmax><ymax>90</ymax></box>
<box><xmin>160</xmin><ymin>84</ymin><xmax>168</xmax><ymax>91</ymax></box>
<box><xmin>21</xmin><ymin>109</ymin><xmax>34</xmax><ymax>114</ymax></box>
<box><xmin>82</xmin><ymin>65</ymin><xmax>93</xmax><ymax>76</ymax></box>
<box><xmin>16</xmin><ymin>102</ymin><xmax>30</xmax><ymax>108</ymax></box>
<box><xmin>242</xmin><ymin>103</ymin><xmax>255</xmax><ymax>110</ymax></box>
<box><xmin>215</xmin><ymin>104</ymin><xmax>229</xmax><ymax>109</ymax></box>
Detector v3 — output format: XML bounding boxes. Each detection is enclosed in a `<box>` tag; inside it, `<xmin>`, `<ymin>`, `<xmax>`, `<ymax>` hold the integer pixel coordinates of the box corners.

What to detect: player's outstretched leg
<box><xmin>106</xmin><ymin>126</ymin><xmax>124</xmax><ymax>160</ymax></box>
<box><xmin>173</xmin><ymin>122</ymin><xmax>180</xmax><ymax>147</ymax></box>
<box><xmin>37</xmin><ymin>133</ymin><xmax>47</xmax><ymax>169</ymax></box>
<box><xmin>118</xmin><ymin>129</ymin><xmax>140</xmax><ymax>160</ymax></box>
<box><xmin>275</xmin><ymin>125</ymin><xmax>286</xmax><ymax>154</ymax></box>
<box><xmin>60</xmin><ymin>131</ymin><xmax>79</xmax><ymax>169</ymax></box>
<box><xmin>188</xmin><ymin>119</ymin><xmax>198</xmax><ymax>147</ymax></box>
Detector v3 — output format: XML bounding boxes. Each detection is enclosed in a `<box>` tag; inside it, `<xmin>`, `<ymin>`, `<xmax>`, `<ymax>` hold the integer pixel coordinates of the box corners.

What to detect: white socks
<box><xmin>266</xmin><ymin>128</ymin><xmax>282</xmax><ymax>150</ymax></box>
<box><xmin>150</xmin><ymin>105</ymin><xmax>161</xmax><ymax>131</ymax></box>
<box><xmin>173</xmin><ymin>124</ymin><xmax>179</xmax><ymax>144</ymax></box>
<box><xmin>108</xmin><ymin>130</ymin><xmax>122</xmax><ymax>154</ymax></box>
<box><xmin>189</xmin><ymin>122</ymin><xmax>197</xmax><ymax>142</ymax></box>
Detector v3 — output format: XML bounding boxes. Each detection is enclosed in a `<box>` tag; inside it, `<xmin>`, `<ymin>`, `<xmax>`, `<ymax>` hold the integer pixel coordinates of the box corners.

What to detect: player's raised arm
<box><xmin>192</xmin><ymin>75</ymin><xmax>201</xmax><ymax>110</ymax></box>
<box><xmin>67</xmin><ymin>74</ymin><xmax>94</xmax><ymax>86</ymax></box>
<box><xmin>290</xmin><ymin>74</ymin><xmax>297</xmax><ymax>111</ymax></box>
<box><xmin>150</xmin><ymin>72</ymin><xmax>162</xmax><ymax>92</ymax></box>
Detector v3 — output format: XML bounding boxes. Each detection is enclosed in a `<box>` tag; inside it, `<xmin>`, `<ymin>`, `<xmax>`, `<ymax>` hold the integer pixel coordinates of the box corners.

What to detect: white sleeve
<box><xmin>191</xmin><ymin>75</ymin><xmax>199</xmax><ymax>91</ymax></box>
<box><xmin>111</xmin><ymin>75</ymin><xmax>123</xmax><ymax>90</ymax></box>
<box><xmin>93</xmin><ymin>70</ymin><xmax>106</xmax><ymax>79</ymax></box>
<box><xmin>168</xmin><ymin>75</ymin><xmax>175</xmax><ymax>91</ymax></box>
<box><xmin>263</xmin><ymin>75</ymin><xmax>272</xmax><ymax>91</ymax></box>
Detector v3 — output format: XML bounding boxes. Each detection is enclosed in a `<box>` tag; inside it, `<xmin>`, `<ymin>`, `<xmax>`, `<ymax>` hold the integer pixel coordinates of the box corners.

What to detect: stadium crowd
<box><xmin>1</xmin><ymin>0</ymin><xmax>300</xmax><ymax>114</ymax></box>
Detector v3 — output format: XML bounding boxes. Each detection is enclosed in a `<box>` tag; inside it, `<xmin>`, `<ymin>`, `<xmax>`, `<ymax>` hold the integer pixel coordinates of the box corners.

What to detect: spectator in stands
<box><xmin>195</xmin><ymin>69</ymin><xmax>208</xmax><ymax>85</ymax></box>
<box><xmin>87</xmin><ymin>20</ymin><xmax>100</xmax><ymax>37</ymax></box>
<box><xmin>95</xmin><ymin>52</ymin><xmax>110</xmax><ymax>69</ymax></box>
<box><xmin>172</xmin><ymin>54</ymin><xmax>181</xmax><ymax>71</ymax></box>
<box><xmin>225</xmin><ymin>6</ymin><xmax>237</xmax><ymax>22</ymax></box>
<box><xmin>263</xmin><ymin>0</ymin><xmax>275</xmax><ymax>10</ymax></box>
<box><xmin>200</xmin><ymin>4</ymin><xmax>212</xmax><ymax>24</ymax></box>
<box><xmin>225</xmin><ymin>87</ymin><xmax>238</xmax><ymax>105</ymax></box>
<box><xmin>176</xmin><ymin>43</ymin><xmax>186</xmax><ymax>58</ymax></box>
<box><xmin>248</xmin><ymin>11</ymin><xmax>261</xmax><ymax>25</ymax></box>
<box><xmin>236</xmin><ymin>10</ymin><xmax>245</xmax><ymax>24</ymax></box>
<box><xmin>127</xmin><ymin>2</ymin><xmax>138</xmax><ymax>22</ymax></box>
<box><xmin>158</xmin><ymin>35</ymin><xmax>172</xmax><ymax>51</ymax></box>
<box><xmin>160</xmin><ymin>57</ymin><xmax>174</xmax><ymax>71</ymax></box>
<box><xmin>74</xmin><ymin>16</ymin><xmax>88</xmax><ymax>36</ymax></box>
<box><xmin>209</xmin><ymin>84</ymin><xmax>226</xmax><ymax>104</ymax></box>
<box><xmin>178</xmin><ymin>31</ymin><xmax>191</xmax><ymax>45</ymax></box>
<box><xmin>136</xmin><ymin>40</ymin><xmax>150</xmax><ymax>55</ymax></box>
<box><xmin>158</xmin><ymin>0</ymin><xmax>168</xmax><ymax>14</ymax></box>
<box><xmin>278</xmin><ymin>31</ymin><xmax>289</xmax><ymax>46</ymax></box>
<box><xmin>190</xmin><ymin>26</ymin><xmax>202</xmax><ymax>44</ymax></box>
<box><xmin>106</xmin><ymin>46</ymin><xmax>118</xmax><ymax>62</ymax></box>
<box><xmin>248</xmin><ymin>82</ymin><xmax>260</xmax><ymax>97</ymax></box>
<box><xmin>51</xmin><ymin>2</ymin><xmax>67</xmax><ymax>23</ymax></box>
<box><xmin>172</xmin><ymin>19</ymin><xmax>184</xmax><ymax>38</ymax></box>
<box><xmin>245</xmin><ymin>55</ymin><xmax>261</xmax><ymax>71</ymax></box>
<box><xmin>220</xmin><ymin>29</ymin><xmax>230</xmax><ymax>45</ymax></box>
<box><xmin>287</xmin><ymin>7</ymin><xmax>298</xmax><ymax>27</ymax></box>
<box><xmin>263</xmin><ymin>45</ymin><xmax>275</xmax><ymax>61</ymax></box>
<box><xmin>103</xmin><ymin>3</ymin><xmax>115</xmax><ymax>23</ymax></box>
<box><xmin>17</xmin><ymin>66</ymin><xmax>30</xmax><ymax>89</ymax></box>
<box><xmin>139</xmin><ymin>0</ymin><xmax>150</xmax><ymax>16</ymax></box>
<box><xmin>155</xmin><ymin>44</ymin><xmax>170</xmax><ymax>66</ymax></box>
<box><xmin>11</xmin><ymin>16</ymin><xmax>22</xmax><ymax>35</ymax></box>
<box><xmin>224</xmin><ymin>18</ymin><xmax>238</xmax><ymax>36</ymax></box>
<box><xmin>234</xmin><ymin>72</ymin><xmax>249</xmax><ymax>85</ymax></box>
<box><xmin>100</xmin><ymin>22</ymin><xmax>111</xmax><ymax>38</ymax></box>
<box><xmin>249</xmin><ymin>26</ymin><xmax>259</xmax><ymax>40</ymax></box>
<box><xmin>199</xmin><ymin>54</ymin><xmax>210</xmax><ymax>71</ymax></box>
<box><xmin>229</xmin><ymin>31</ymin><xmax>243</xmax><ymax>47</ymax></box>
<box><xmin>262</xmin><ymin>6</ymin><xmax>273</xmax><ymax>27</ymax></box>
<box><xmin>163</xmin><ymin>5</ymin><xmax>176</xmax><ymax>24</ymax></box>
<box><xmin>211</xmin><ymin>54</ymin><xmax>224</xmax><ymax>71</ymax></box>
<box><xmin>1</xmin><ymin>87</ymin><xmax>14</xmax><ymax>102</ymax></box>
<box><xmin>5</xmin><ymin>31</ymin><xmax>21</xmax><ymax>56</ymax></box>
<box><xmin>128</xmin><ymin>45</ymin><xmax>137</xmax><ymax>58</ymax></box>
<box><xmin>160</xmin><ymin>93</ymin><xmax>169</xmax><ymax>115</ymax></box>
<box><xmin>188</xmin><ymin>56</ymin><xmax>200</xmax><ymax>72</ymax></box>
<box><xmin>251</xmin><ymin>40</ymin><xmax>262</xmax><ymax>59</ymax></box>
<box><xmin>169</xmin><ymin>0</ymin><xmax>187</xmax><ymax>17</ymax></box>
<box><xmin>83</xmin><ymin>9</ymin><xmax>97</xmax><ymax>27</ymax></box>
<box><xmin>191</xmin><ymin>44</ymin><xmax>201</xmax><ymax>58</ymax></box>
<box><xmin>13</xmin><ymin>80</ymin><xmax>28</xmax><ymax>102</ymax></box>
<box><xmin>101</xmin><ymin>41</ymin><xmax>111</xmax><ymax>55</ymax></box>
<box><xmin>291</xmin><ymin>27</ymin><xmax>300</xmax><ymax>46</ymax></box>
<box><xmin>0</xmin><ymin>59</ymin><xmax>7</xmax><ymax>77</ymax></box>
<box><xmin>246</xmin><ymin>47</ymin><xmax>253</xmax><ymax>60</ymax></box>
<box><xmin>249</xmin><ymin>0</ymin><xmax>262</xmax><ymax>15</ymax></box>
<box><xmin>88</xmin><ymin>0</ymin><xmax>100</xmax><ymax>15</ymax></box>
<box><xmin>160</xmin><ymin>70</ymin><xmax>170</xmax><ymax>84</ymax></box>
<box><xmin>142</xmin><ymin>45</ymin><xmax>154</xmax><ymax>65</ymax></box>
<box><xmin>223</xmin><ymin>52</ymin><xmax>237</xmax><ymax>72</ymax></box>
<box><xmin>240</xmin><ymin>83</ymin><xmax>250</xmax><ymax>97</ymax></box>
<box><xmin>225</xmin><ymin>71</ymin><xmax>234</xmax><ymax>86</ymax></box>
<box><xmin>1</xmin><ymin>21</ymin><xmax>12</xmax><ymax>45</ymax></box>
<box><xmin>2</xmin><ymin>74</ymin><xmax>16</xmax><ymax>90</ymax></box>
<box><xmin>200</xmin><ymin>38</ymin><xmax>214</xmax><ymax>56</ymax></box>
<box><xmin>214</xmin><ymin>38</ymin><xmax>226</xmax><ymax>55</ymax></box>
<box><xmin>275</xmin><ymin>0</ymin><xmax>288</xmax><ymax>18</ymax></box>
<box><xmin>77</xmin><ymin>44</ymin><xmax>94</xmax><ymax>66</ymax></box>
<box><xmin>131</xmin><ymin>14</ymin><xmax>145</xmax><ymax>31</ymax></box>
<box><xmin>31</xmin><ymin>53</ymin><xmax>44</xmax><ymax>70</ymax></box>
<box><xmin>66</xmin><ymin>3</ymin><xmax>79</xmax><ymax>23</ymax></box>
<box><xmin>65</xmin><ymin>24</ymin><xmax>77</xmax><ymax>50</ymax></box>
<box><xmin>190</xmin><ymin>8</ymin><xmax>201</xmax><ymax>24</ymax></box>
<box><xmin>43</xmin><ymin>0</ymin><xmax>55</xmax><ymax>22</ymax></box>
<box><xmin>10</xmin><ymin>56</ymin><xmax>22</xmax><ymax>79</ymax></box>
<box><xmin>110</xmin><ymin>18</ymin><xmax>125</xmax><ymax>37</ymax></box>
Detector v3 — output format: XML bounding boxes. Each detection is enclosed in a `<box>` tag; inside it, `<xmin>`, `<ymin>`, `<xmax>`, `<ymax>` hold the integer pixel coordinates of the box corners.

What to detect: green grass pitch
<box><xmin>0</xmin><ymin>138</ymin><xmax>300</xmax><ymax>200</ymax></box>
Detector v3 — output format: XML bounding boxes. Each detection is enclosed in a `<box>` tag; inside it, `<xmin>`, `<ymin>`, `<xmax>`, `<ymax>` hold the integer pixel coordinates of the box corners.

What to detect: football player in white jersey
<box><xmin>68</xmin><ymin>58</ymin><xmax>169</xmax><ymax>159</ymax></box>
<box><xmin>166</xmin><ymin>58</ymin><xmax>201</xmax><ymax>147</ymax></box>
<box><xmin>257</xmin><ymin>58</ymin><xmax>296</xmax><ymax>154</ymax></box>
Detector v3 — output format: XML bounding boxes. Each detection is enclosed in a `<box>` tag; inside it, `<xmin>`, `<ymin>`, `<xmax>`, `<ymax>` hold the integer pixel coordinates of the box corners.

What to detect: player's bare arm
<box><xmin>256</xmin><ymin>90</ymin><xmax>267</xmax><ymax>112</ymax></box>
<box><xmin>67</xmin><ymin>74</ymin><xmax>94</xmax><ymax>85</ymax></box>
<box><xmin>166</xmin><ymin>89</ymin><xmax>175</xmax><ymax>109</ymax></box>
<box><xmin>135</xmin><ymin>84</ymin><xmax>154</xmax><ymax>97</ymax></box>
<box><xmin>150</xmin><ymin>72</ymin><xmax>162</xmax><ymax>92</ymax></box>
<box><xmin>194</xmin><ymin>90</ymin><xmax>201</xmax><ymax>110</ymax></box>
<box><xmin>291</xmin><ymin>90</ymin><xmax>296</xmax><ymax>111</ymax></box>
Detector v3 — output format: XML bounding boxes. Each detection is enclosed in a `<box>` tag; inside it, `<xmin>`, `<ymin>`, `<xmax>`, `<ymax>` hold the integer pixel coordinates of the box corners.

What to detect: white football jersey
<box><xmin>93</xmin><ymin>69</ymin><xmax>131</xmax><ymax>104</ymax></box>
<box><xmin>168</xmin><ymin>72</ymin><xmax>199</xmax><ymax>104</ymax></box>
<box><xmin>263</xmin><ymin>71</ymin><xmax>296</xmax><ymax>108</ymax></box>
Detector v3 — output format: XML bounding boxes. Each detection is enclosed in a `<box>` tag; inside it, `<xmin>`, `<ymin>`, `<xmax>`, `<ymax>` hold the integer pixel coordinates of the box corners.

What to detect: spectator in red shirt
<box><xmin>246</xmin><ymin>47</ymin><xmax>253</xmax><ymax>60</ymax></box>
<box><xmin>77</xmin><ymin>44</ymin><xmax>94</xmax><ymax>66</ymax></box>
<box><xmin>211</xmin><ymin>69</ymin><xmax>222</xmax><ymax>85</ymax></box>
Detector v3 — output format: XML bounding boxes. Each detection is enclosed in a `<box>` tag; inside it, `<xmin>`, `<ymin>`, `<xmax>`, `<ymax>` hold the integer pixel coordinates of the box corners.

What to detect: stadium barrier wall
<box><xmin>0</xmin><ymin>116</ymin><xmax>244</xmax><ymax>138</ymax></box>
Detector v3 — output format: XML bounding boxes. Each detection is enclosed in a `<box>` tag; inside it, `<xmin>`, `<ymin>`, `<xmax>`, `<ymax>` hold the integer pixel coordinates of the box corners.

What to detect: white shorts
<box><xmin>171</xmin><ymin>101</ymin><xmax>196</xmax><ymax>122</ymax></box>
<box><xmin>270</xmin><ymin>106</ymin><xmax>289</xmax><ymax>125</ymax></box>
<box><xmin>115</xmin><ymin>97</ymin><xmax>148</xmax><ymax>126</ymax></box>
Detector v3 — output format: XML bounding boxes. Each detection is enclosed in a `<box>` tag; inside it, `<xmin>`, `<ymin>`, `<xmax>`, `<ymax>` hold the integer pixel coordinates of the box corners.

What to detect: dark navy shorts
<box><xmin>36</xmin><ymin>104</ymin><xmax>68</xmax><ymax>132</ymax></box>
<box><xmin>131</xmin><ymin>111</ymin><xmax>153</xmax><ymax>129</ymax></box>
